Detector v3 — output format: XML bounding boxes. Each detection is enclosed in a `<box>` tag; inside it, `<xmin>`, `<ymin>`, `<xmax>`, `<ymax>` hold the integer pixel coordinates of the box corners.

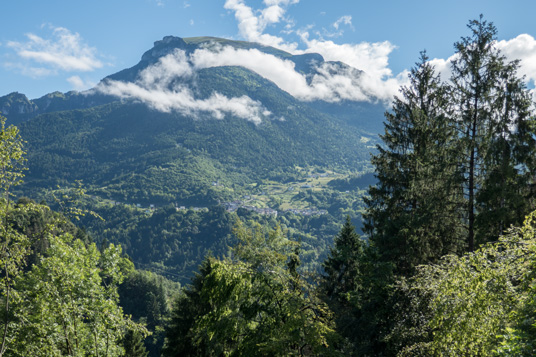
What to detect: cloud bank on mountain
<box><xmin>97</xmin><ymin>49</ymin><xmax>269</xmax><ymax>124</ymax></box>
<box><xmin>224</xmin><ymin>0</ymin><xmax>408</xmax><ymax>102</ymax></box>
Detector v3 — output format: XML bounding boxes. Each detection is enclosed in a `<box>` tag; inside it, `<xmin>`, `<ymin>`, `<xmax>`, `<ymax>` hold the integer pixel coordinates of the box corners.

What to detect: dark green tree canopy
<box><xmin>365</xmin><ymin>52</ymin><xmax>464</xmax><ymax>275</ymax></box>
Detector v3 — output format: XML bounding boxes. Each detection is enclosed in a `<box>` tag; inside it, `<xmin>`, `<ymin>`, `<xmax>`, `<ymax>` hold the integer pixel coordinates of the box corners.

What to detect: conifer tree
<box><xmin>322</xmin><ymin>216</ymin><xmax>364</xmax><ymax>301</ymax></box>
<box><xmin>450</xmin><ymin>15</ymin><xmax>536</xmax><ymax>249</ymax></box>
<box><xmin>122</xmin><ymin>329</ymin><xmax>149</xmax><ymax>357</ymax></box>
<box><xmin>364</xmin><ymin>53</ymin><xmax>463</xmax><ymax>275</ymax></box>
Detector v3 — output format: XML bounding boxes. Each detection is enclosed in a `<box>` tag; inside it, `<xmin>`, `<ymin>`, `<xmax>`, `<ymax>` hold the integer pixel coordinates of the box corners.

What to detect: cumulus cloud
<box><xmin>224</xmin><ymin>0</ymin><xmax>299</xmax><ymax>52</ymax></box>
<box><xmin>426</xmin><ymin>34</ymin><xmax>536</xmax><ymax>101</ymax></box>
<box><xmin>427</xmin><ymin>56</ymin><xmax>455</xmax><ymax>82</ymax></box>
<box><xmin>224</xmin><ymin>0</ymin><xmax>408</xmax><ymax>103</ymax></box>
<box><xmin>6</xmin><ymin>26</ymin><xmax>103</xmax><ymax>75</ymax></box>
<box><xmin>497</xmin><ymin>34</ymin><xmax>536</xmax><ymax>89</ymax></box>
<box><xmin>298</xmin><ymin>33</ymin><xmax>406</xmax><ymax>101</ymax></box>
<box><xmin>192</xmin><ymin>45</ymin><xmax>377</xmax><ymax>102</ymax></box>
<box><xmin>97</xmin><ymin>49</ymin><xmax>268</xmax><ymax>124</ymax></box>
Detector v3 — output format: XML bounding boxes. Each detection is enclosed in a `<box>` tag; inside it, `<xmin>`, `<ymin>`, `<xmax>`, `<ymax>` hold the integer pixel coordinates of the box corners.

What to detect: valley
<box><xmin>1</xmin><ymin>11</ymin><xmax>535</xmax><ymax>355</ymax></box>
<box><xmin>0</xmin><ymin>36</ymin><xmax>386</xmax><ymax>286</ymax></box>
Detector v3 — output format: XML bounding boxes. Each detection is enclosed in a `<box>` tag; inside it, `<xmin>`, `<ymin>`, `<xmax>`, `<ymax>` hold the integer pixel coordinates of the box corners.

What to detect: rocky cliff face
<box><xmin>0</xmin><ymin>90</ymin><xmax>117</xmax><ymax>124</ymax></box>
<box><xmin>141</xmin><ymin>36</ymin><xmax>189</xmax><ymax>62</ymax></box>
<box><xmin>0</xmin><ymin>92</ymin><xmax>38</xmax><ymax>118</ymax></box>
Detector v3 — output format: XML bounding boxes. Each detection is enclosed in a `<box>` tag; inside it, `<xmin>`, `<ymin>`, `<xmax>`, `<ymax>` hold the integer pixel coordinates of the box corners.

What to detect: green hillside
<box><xmin>19</xmin><ymin>65</ymin><xmax>376</xmax><ymax>205</ymax></box>
<box><xmin>2</xmin><ymin>36</ymin><xmax>382</xmax><ymax>284</ymax></box>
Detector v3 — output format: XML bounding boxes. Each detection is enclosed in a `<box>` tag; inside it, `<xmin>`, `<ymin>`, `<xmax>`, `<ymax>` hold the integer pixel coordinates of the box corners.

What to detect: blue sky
<box><xmin>2</xmin><ymin>0</ymin><xmax>536</xmax><ymax>101</ymax></box>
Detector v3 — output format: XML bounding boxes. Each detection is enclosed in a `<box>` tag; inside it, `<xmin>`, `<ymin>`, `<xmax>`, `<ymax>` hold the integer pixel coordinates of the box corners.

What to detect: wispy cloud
<box><xmin>97</xmin><ymin>49</ymin><xmax>269</xmax><ymax>124</ymax></box>
<box><xmin>316</xmin><ymin>15</ymin><xmax>355</xmax><ymax>39</ymax></box>
<box><xmin>333</xmin><ymin>15</ymin><xmax>353</xmax><ymax>31</ymax></box>
<box><xmin>67</xmin><ymin>75</ymin><xmax>96</xmax><ymax>91</ymax></box>
<box><xmin>6</xmin><ymin>25</ymin><xmax>104</xmax><ymax>77</ymax></box>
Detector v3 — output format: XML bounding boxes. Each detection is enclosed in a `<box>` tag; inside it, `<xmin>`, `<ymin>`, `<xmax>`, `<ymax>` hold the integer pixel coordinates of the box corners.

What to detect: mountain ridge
<box><xmin>0</xmin><ymin>35</ymin><xmax>383</xmax><ymax>131</ymax></box>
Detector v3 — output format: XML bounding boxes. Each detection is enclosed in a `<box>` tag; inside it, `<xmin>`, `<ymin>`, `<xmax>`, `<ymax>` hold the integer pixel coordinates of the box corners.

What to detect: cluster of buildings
<box><xmin>92</xmin><ymin>195</ymin><xmax>327</xmax><ymax>218</ymax></box>
<box><xmin>222</xmin><ymin>201</ymin><xmax>327</xmax><ymax>217</ymax></box>
<box><xmin>283</xmin><ymin>208</ymin><xmax>328</xmax><ymax>216</ymax></box>
<box><xmin>307</xmin><ymin>173</ymin><xmax>330</xmax><ymax>179</ymax></box>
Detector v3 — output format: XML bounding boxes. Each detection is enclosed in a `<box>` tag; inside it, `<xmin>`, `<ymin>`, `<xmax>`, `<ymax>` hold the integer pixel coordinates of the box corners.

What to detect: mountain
<box><xmin>1</xmin><ymin>36</ymin><xmax>384</xmax><ymax>280</ymax></box>
<box><xmin>7</xmin><ymin>36</ymin><xmax>381</xmax><ymax>204</ymax></box>
<box><xmin>107</xmin><ymin>36</ymin><xmax>337</xmax><ymax>82</ymax></box>
<box><xmin>1</xmin><ymin>36</ymin><xmax>385</xmax><ymax>130</ymax></box>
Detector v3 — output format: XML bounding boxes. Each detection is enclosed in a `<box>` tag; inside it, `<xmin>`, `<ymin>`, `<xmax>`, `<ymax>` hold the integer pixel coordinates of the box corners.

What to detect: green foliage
<box><xmin>13</xmin><ymin>235</ymin><xmax>142</xmax><ymax>356</ymax></box>
<box><xmin>0</xmin><ymin>117</ymin><xmax>147</xmax><ymax>355</ymax></box>
<box><xmin>322</xmin><ymin>217</ymin><xmax>364</xmax><ymax>303</ymax></box>
<box><xmin>451</xmin><ymin>15</ymin><xmax>536</xmax><ymax>249</ymax></box>
<box><xmin>18</xmin><ymin>67</ymin><xmax>374</xmax><ymax>207</ymax></box>
<box><xmin>163</xmin><ymin>222</ymin><xmax>340</xmax><ymax>356</ymax></box>
<box><xmin>402</xmin><ymin>211</ymin><xmax>536</xmax><ymax>355</ymax></box>
<box><xmin>320</xmin><ymin>217</ymin><xmax>366</xmax><ymax>351</ymax></box>
<box><xmin>364</xmin><ymin>52</ymin><xmax>464</xmax><ymax>276</ymax></box>
<box><xmin>122</xmin><ymin>329</ymin><xmax>149</xmax><ymax>357</ymax></box>
<box><xmin>333</xmin><ymin>18</ymin><xmax>535</xmax><ymax>355</ymax></box>
<box><xmin>0</xmin><ymin>116</ymin><xmax>29</xmax><ymax>356</ymax></box>
<box><xmin>0</xmin><ymin>118</ymin><xmax>26</xmax><ymax>202</ymax></box>
<box><xmin>119</xmin><ymin>269</ymin><xmax>180</xmax><ymax>356</ymax></box>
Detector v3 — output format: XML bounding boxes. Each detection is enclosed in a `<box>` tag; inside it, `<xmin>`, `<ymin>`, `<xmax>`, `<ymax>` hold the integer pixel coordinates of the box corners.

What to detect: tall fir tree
<box><xmin>321</xmin><ymin>216</ymin><xmax>365</xmax><ymax>342</ymax></box>
<box><xmin>450</xmin><ymin>15</ymin><xmax>536</xmax><ymax>249</ymax></box>
<box><xmin>322</xmin><ymin>216</ymin><xmax>364</xmax><ymax>300</ymax></box>
<box><xmin>364</xmin><ymin>52</ymin><xmax>464</xmax><ymax>276</ymax></box>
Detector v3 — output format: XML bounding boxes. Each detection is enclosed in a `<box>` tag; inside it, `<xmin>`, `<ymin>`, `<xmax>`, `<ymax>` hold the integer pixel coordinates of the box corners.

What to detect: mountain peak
<box><xmin>0</xmin><ymin>92</ymin><xmax>37</xmax><ymax>117</ymax></box>
<box><xmin>141</xmin><ymin>36</ymin><xmax>189</xmax><ymax>62</ymax></box>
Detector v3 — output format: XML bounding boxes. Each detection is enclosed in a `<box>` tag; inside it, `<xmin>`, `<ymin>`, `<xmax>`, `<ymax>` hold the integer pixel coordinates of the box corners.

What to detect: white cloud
<box><xmin>191</xmin><ymin>45</ymin><xmax>378</xmax><ymax>102</ymax></box>
<box><xmin>427</xmin><ymin>34</ymin><xmax>536</xmax><ymax>102</ymax></box>
<box><xmin>223</xmin><ymin>1</ymin><xmax>536</xmax><ymax>104</ymax></box>
<box><xmin>298</xmin><ymin>33</ymin><xmax>406</xmax><ymax>101</ymax></box>
<box><xmin>97</xmin><ymin>49</ymin><xmax>268</xmax><ymax>124</ymax></box>
<box><xmin>427</xmin><ymin>56</ymin><xmax>455</xmax><ymax>82</ymax></box>
<box><xmin>224</xmin><ymin>0</ymin><xmax>298</xmax><ymax>52</ymax></box>
<box><xmin>67</xmin><ymin>75</ymin><xmax>85</xmax><ymax>89</ymax></box>
<box><xmin>497</xmin><ymin>34</ymin><xmax>536</xmax><ymax>87</ymax></box>
<box><xmin>67</xmin><ymin>75</ymin><xmax>97</xmax><ymax>92</ymax></box>
<box><xmin>97</xmin><ymin>43</ymin><xmax>396</xmax><ymax>120</ymax></box>
<box><xmin>333</xmin><ymin>15</ymin><xmax>352</xmax><ymax>30</ymax></box>
<box><xmin>7</xmin><ymin>26</ymin><xmax>103</xmax><ymax>75</ymax></box>
<box><xmin>3</xmin><ymin>62</ymin><xmax>54</xmax><ymax>78</ymax></box>
<box><xmin>224</xmin><ymin>0</ymin><xmax>407</xmax><ymax>102</ymax></box>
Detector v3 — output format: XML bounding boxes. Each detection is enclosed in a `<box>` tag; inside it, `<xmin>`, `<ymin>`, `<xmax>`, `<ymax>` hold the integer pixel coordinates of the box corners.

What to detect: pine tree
<box><xmin>321</xmin><ymin>216</ymin><xmax>365</xmax><ymax>349</ymax></box>
<box><xmin>364</xmin><ymin>53</ymin><xmax>464</xmax><ymax>275</ymax></box>
<box><xmin>122</xmin><ymin>329</ymin><xmax>149</xmax><ymax>357</ymax></box>
<box><xmin>322</xmin><ymin>216</ymin><xmax>364</xmax><ymax>300</ymax></box>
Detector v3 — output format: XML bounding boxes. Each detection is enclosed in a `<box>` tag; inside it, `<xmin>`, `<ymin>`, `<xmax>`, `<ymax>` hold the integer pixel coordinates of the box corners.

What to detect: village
<box><xmin>83</xmin><ymin>168</ymin><xmax>351</xmax><ymax>217</ymax></box>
